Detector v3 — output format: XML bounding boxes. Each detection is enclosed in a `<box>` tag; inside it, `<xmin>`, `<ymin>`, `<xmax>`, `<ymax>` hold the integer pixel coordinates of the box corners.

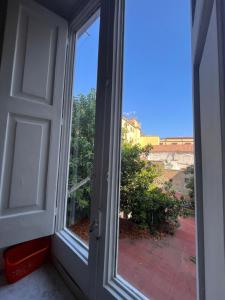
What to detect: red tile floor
<box><xmin>118</xmin><ymin>217</ymin><xmax>196</xmax><ymax>300</ymax></box>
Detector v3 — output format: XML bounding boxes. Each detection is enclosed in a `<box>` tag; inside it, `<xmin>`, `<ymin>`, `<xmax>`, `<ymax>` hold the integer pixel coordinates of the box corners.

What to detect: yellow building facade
<box><xmin>122</xmin><ymin>117</ymin><xmax>194</xmax><ymax>146</ymax></box>
<box><xmin>140</xmin><ymin>135</ymin><xmax>160</xmax><ymax>146</ymax></box>
<box><xmin>122</xmin><ymin>117</ymin><xmax>160</xmax><ymax>146</ymax></box>
<box><xmin>122</xmin><ymin>117</ymin><xmax>141</xmax><ymax>145</ymax></box>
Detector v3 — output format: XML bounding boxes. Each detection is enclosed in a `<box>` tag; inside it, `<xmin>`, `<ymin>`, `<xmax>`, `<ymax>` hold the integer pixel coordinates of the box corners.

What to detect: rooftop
<box><xmin>161</xmin><ymin>137</ymin><xmax>193</xmax><ymax>139</ymax></box>
<box><xmin>152</xmin><ymin>144</ymin><xmax>194</xmax><ymax>153</ymax></box>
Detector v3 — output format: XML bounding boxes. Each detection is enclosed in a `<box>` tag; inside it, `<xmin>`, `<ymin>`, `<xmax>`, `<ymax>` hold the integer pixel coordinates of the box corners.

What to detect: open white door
<box><xmin>0</xmin><ymin>0</ymin><xmax>68</xmax><ymax>248</ymax></box>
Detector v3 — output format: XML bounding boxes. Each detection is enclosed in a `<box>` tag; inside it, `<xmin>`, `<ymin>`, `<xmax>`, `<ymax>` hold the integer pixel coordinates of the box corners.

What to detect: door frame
<box><xmin>52</xmin><ymin>0</ymin><xmax>101</xmax><ymax>295</ymax></box>
<box><xmin>52</xmin><ymin>0</ymin><xmax>217</xmax><ymax>299</ymax></box>
<box><xmin>52</xmin><ymin>0</ymin><xmax>145</xmax><ymax>298</ymax></box>
<box><xmin>192</xmin><ymin>0</ymin><xmax>225</xmax><ymax>298</ymax></box>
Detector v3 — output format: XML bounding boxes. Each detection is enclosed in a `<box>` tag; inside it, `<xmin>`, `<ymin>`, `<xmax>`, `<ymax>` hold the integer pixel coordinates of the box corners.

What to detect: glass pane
<box><xmin>66</xmin><ymin>14</ymin><xmax>100</xmax><ymax>246</ymax></box>
<box><xmin>118</xmin><ymin>1</ymin><xmax>196</xmax><ymax>299</ymax></box>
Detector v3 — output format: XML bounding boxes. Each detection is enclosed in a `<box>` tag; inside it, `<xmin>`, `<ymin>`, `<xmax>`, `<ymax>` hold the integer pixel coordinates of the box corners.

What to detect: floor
<box><xmin>0</xmin><ymin>263</ymin><xmax>76</xmax><ymax>300</ymax></box>
<box><xmin>0</xmin><ymin>217</ymin><xmax>195</xmax><ymax>300</ymax></box>
<box><xmin>118</xmin><ymin>217</ymin><xmax>196</xmax><ymax>300</ymax></box>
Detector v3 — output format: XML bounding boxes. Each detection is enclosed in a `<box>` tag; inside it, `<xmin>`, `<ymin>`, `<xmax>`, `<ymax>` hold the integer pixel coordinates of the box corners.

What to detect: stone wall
<box><xmin>148</xmin><ymin>151</ymin><xmax>194</xmax><ymax>171</ymax></box>
<box><xmin>148</xmin><ymin>151</ymin><xmax>194</xmax><ymax>198</ymax></box>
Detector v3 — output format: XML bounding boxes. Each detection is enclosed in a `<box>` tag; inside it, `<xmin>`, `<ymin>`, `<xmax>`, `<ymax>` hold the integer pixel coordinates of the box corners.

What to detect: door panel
<box><xmin>199</xmin><ymin>4</ymin><xmax>225</xmax><ymax>299</ymax></box>
<box><xmin>192</xmin><ymin>0</ymin><xmax>225</xmax><ymax>299</ymax></box>
<box><xmin>12</xmin><ymin>5</ymin><xmax>58</xmax><ymax>104</ymax></box>
<box><xmin>2</xmin><ymin>115</ymin><xmax>50</xmax><ymax>212</ymax></box>
<box><xmin>52</xmin><ymin>1</ymin><xmax>125</xmax><ymax>298</ymax></box>
<box><xmin>52</xmin><ymin>2</ymin><xmax>101</xmax><ymax>297</ymax></box>
<box><xmin>0</xmin><ymin>0</ymin><xmax>68</xmax><ymax>248</ymax></box>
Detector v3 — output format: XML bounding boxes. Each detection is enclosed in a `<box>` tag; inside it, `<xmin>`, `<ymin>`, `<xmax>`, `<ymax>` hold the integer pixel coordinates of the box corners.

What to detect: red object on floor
<box><xmin>4</xmin><ymin>236</ymin><xmax>51</xmax><ymax>283</ymax></box>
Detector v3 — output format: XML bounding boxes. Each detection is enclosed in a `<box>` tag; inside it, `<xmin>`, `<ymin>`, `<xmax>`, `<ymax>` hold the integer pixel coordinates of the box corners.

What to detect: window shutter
<box><xmin>0</xmin><ymin>0</ymin><xmax>68</xmax><ymax>248</ymax></box>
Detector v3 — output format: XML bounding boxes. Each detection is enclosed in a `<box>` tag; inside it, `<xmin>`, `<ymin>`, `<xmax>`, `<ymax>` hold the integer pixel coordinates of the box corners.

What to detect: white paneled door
<box><xmin>0</xmin><ymin>0</ymin><xmax>68</xmax><ymax>248</ymax></box>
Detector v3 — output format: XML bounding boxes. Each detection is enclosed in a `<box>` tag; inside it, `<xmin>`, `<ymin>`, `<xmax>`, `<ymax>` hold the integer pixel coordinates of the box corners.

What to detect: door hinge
<box><xmin>89</xmin><ymin>210</ymin><xmax>102</xmax><ymax>240</ymax></box>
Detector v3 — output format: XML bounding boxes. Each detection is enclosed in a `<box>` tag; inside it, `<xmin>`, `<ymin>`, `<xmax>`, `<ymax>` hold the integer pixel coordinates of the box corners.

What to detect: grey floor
<box><xmin>0</xmin><ymin>263</ymin><xmax>76</xmax><ymax>300</ymax></box>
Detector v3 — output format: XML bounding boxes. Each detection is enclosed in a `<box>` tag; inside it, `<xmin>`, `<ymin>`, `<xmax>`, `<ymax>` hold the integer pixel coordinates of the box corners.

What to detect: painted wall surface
<box><xmin>148</xmin><ymin>152</ymin><xmax>194</xmax><ymax>171</ymax></box>
<box><xmin>122</xmin><ymin>118</ymin><xmax>141</xmax><ymax>145</ymax></box>
<box><xmin>122</xmin><ymin>117</ymin><xmax>193</xmax><ymax>147</ymax></box>
<box><xmin>154</xmin><ymin>169</ymin><xmax>191</xmax><ymax>197</ymax></box>
<box><xmin>140</xmin><ymin>135</ymin><xmax>160</xmax><ymax>146</ymax></box>
<box><xmin>160</xmin><ymin>137</ymin><xmax>194</xmax><ymax>145</ymax></box>
<box><xmin>148</xmin><ymin>151</ymin><xmax>194</xmax><ymax>198</ymax></box>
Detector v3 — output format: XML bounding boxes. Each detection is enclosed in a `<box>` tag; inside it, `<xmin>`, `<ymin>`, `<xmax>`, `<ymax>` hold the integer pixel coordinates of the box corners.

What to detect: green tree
<box><xmin>67</xmin><ymin>89</ymin><xmax>96</xmax><ymax>222</ymax></box>
<box><xmin>185</xmin><ymin>165</ymin><xmax>195</xmax><ymax>208</ymax></box>
<box><xmin>68</xmin><ymin>90</ymin><xmax>186</xmax><ymax>234</ymax></box>
<box><xmin>120</xmin><ymin>142</ymin><xmax>183</xmax><ymax>232</ymax></box>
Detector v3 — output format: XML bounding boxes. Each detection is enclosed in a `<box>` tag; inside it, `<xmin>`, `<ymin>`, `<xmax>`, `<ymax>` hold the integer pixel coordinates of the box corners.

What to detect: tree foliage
<box><xmin>120</xmin><ymin>142</ymin><xmax>184</xmax><ymax>233</ymax></box>
<box><xmin>67</xmin><ymin>89</ymin><xmax>96</xmax><ymax>221</ymax></box>
<box><xmin>68</xmin><ymin>89</ymin><xmax>187</xmax><ymax>233</ymax></box>
<box><xmin>184</xmin><ymin>165</ymin><xmax>195</xmax><ymax>208</ymax></box>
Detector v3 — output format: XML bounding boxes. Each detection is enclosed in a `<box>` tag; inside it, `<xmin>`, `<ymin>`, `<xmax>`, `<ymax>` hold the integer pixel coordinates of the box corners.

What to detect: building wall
<box><xmin>160</xmin><ymin>137</ymin><xmax>194</xmax><ymax>145</ymax></box>
<box><xmin>148</xmin><ymin>152</ymin><xmax>194</xmax><ymax>171</ymax></box>
<box><xmin>140</xmin><ymin>135</ymin><xmax>160</xmax><ymax>146</ymax></box>
<box><xmin>121</xmin><ymin>117</ymin><xmax>194</xmax><ymax>198</ymax></box>
<box><xmin>149</xmin><ymin>151</ymin><xmax>194</xmax><ymax>198</ymax></box>
<box><xmin>122</xmin><ymin>118</ymin><xmax>141</xmax><ymax>145</ymax></box>
<box><xmin>122</xmin><ymin>118</ymin><xmax>194</xmax><ymax>147</ymax></box>
<box><xmin>155</xmin><ymin>169</ymin><xmax>190</xmax><ymax>197</ymax></box>
<box><xmin>122</xmin><ymin>117</ymin><xmax>160</xmax><ymax>147</ymax></box>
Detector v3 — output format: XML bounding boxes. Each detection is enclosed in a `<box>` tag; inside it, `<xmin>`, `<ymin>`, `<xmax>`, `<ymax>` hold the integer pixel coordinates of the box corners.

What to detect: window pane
<box><xmin>117</xmin><ymin>1</ymin><xmax>196</xmax><ymax>299</ymax></box>
<box><xmin>66</xmin><ymin>15</ymin><xmax>100</xmax><ymax>245</ymax></box>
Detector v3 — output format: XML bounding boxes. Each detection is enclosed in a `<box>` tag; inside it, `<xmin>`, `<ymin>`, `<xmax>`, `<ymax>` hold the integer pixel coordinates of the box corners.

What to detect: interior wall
<box><xmin>0</xmin><ymin>0</ymin><xmax>7</xmax><ymax>272</ymax></box>
<box><xmin>0</xmin><ymin>0</ymin><xmax>7</xmax><ymax>67</ymax></box>
<box><xmin>35</xmin><ymin>0</ymin><xmax>84</xmax><ymax>20</ymax></box>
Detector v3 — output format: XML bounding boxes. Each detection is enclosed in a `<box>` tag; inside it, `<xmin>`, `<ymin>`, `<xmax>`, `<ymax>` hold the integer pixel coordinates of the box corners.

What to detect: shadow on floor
<box><xmin>0</xmin><ymin>263</ymin><xmax>76</xmax><ymax>300</ymax></box>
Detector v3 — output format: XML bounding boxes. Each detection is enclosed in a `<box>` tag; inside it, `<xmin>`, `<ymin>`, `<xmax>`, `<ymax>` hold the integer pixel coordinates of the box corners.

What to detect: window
<box><xmin>66</xmin><ymin>15</ymin><xmax>100</xmax><ymax>246</ymax></box>
<box><xmin>116</xmin><ymin>1</ymin><xmax>196</xmax><ymax>299</ymax></box>
<box><xmin>2</xmin><ymin>0</ymin><xmax>225</xmax><ymax>299</ymax></box>
<box><xmin>54</xmin><ymin>0</ymin><xmax>225</xmax><ymax>299</ymax></box>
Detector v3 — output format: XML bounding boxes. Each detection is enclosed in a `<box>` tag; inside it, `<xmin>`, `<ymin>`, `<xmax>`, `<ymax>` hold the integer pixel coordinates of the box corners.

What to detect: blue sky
<box><xmin>73</xmin><ymin>0</ymin><xmax>193</xmax><ymax>138</ymax></box>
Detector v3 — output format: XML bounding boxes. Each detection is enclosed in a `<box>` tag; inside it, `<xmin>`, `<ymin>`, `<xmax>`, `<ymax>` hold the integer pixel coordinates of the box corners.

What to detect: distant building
<box><xmin>160</xmin><ymin>137</ymin><xmax>194</xmax><ymax>145</ymax></box>
<box><xmin>122</xmin><ymin>117</ymin><xmax>194</xmax><ymax>147</ymax></box>
<box><xmin>122</xmin><ymin>117</ymin><xmax>160</xmax><ymax>146</ymax></box>
<box><xmin>149</xmin><ymin>144</ymin><xmax>194</xmax><ymax>171</ymax></box>
<box><xmin>122</xmin><ymin>117</ymin><xmax>194</xmax><ymax>198</ymax></box>
<box><xmin>122</xmin><ymin>117</ymin><xmax>141</xmax><ymax>145</ymax></box>
<box><xmin>148</xmin><ymin>144</ymin><xmax>194</xmax><ymax>198</ymax></box>
<box><xmin>140</xmin><ymin>135</ymin><xmax>160</xmax><ymax>146</ymax></box>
